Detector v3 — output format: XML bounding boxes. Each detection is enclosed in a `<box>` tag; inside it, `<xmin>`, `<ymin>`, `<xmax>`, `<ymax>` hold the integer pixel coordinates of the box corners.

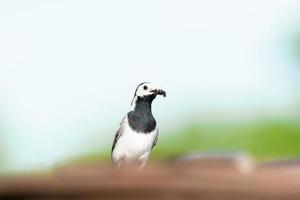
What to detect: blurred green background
<box><xmin>0</xmin><ymin>0</ymin><xmax>300</xmax><ymax>174</ymax></box>
<box><xmin>72</xmin><ymin>118</ymin><xmax>300</xmax><ymax>163</ymax></box>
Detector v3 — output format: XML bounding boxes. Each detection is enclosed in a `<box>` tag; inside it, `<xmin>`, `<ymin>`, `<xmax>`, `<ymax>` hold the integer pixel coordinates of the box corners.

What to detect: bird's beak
<box><xmin>156</xmin><ymin>89</ymin><xmax>166</xmax><ymax>97</ymax></box>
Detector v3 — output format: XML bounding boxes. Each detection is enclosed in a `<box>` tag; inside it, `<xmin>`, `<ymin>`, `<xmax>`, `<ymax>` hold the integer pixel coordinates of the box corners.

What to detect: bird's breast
<box><xmin>114</xmin><ymin>126</ymin><xmax>158</xmax><ymax>159</ymax></box>
<box><xmin>127</xmin><ymin>111</ymin><xmax>156</xmax><ymax>133</ymax></box>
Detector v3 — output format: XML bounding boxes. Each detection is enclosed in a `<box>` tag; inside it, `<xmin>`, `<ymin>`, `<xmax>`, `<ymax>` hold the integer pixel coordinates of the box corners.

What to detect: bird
<box><xmin>111</xmin><ymin>82</ymin><xmax>166</xmax><ymax>168</ymax></box>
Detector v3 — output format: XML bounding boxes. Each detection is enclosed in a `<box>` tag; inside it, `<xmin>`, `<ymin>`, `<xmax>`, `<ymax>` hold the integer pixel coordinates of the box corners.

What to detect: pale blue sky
<box><xmin>0</xmin><ymin>0</ymin><xmax>300</xmax><ymax>172</ymax></box>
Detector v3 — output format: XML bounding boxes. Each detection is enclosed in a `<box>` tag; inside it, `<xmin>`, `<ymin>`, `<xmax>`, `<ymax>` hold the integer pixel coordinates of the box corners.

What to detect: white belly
<box><xmin>112</xmin><ymin>125</ymin><xmax>158</xmax><ymax>163</ymax></box>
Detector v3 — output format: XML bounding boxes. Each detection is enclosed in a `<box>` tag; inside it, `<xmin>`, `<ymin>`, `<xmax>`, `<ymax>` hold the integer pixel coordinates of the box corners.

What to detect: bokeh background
<box><xmin>0</xmin><ymin>0</ymin><xmax>300</xmax><ymax>174</ymax></box>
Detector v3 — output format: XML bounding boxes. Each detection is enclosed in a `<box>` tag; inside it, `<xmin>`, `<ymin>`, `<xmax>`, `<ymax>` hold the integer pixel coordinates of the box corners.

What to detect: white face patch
<box><xmin>130</xmin><ymin>82</ymin><xmax>161</xmax><ymax>111</ymax></box>
<box><xmin>135</xmin><ymin>82</ymin><xmax>159</xmax><ymax>97</ymax></box>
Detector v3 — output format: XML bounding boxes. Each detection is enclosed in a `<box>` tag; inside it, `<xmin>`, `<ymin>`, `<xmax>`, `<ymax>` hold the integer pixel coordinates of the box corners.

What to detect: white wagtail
<box><xmin>111</xmin><ymin>82</ymin><xmax>166</xmax><ymax>168</ymax></box>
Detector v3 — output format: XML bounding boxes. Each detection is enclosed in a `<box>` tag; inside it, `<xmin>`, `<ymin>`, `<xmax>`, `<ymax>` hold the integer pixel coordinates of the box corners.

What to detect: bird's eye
<box><xmin>143</xmin><ymin>85</ymin><xmax>148</xmax><ymax>90</ymax></box>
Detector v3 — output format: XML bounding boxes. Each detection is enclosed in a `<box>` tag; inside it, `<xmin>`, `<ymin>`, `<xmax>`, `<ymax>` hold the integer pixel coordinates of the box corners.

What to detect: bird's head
<box><xmin>131</xmin><ymin>82</ymin><xmax>166</xmax><ymax>110</ymax></box>
<box><xmin>134</xmin><ymin>82</ymin><xmax>166</xmax><ymax>98</ymax></box>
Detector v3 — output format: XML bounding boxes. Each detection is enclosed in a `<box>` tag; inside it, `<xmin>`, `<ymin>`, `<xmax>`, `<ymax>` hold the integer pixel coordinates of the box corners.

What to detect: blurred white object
<box><xmin>175</xmin><ymin>151</ymin><xmax>255</xmax><ymax>175</ymax></box>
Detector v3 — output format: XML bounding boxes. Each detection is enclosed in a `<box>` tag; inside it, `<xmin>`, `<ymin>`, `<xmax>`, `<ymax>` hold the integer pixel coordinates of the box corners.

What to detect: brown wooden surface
<box><xmin>1</xmin><ymin>158</ymin><xmax>300</xmax><ymax>200</ymax></box>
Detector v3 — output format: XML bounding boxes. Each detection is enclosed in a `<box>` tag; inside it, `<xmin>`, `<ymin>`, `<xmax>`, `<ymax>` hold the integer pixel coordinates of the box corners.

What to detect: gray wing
<box><xmin>152</xmin><ymin>127</ymin><xmax>159</xmax><ymax>149</ymax></box>
<box><xmin>111</xmin><ymin>116</ymin><xmax>126</xmax><ymax>154</ymax></box>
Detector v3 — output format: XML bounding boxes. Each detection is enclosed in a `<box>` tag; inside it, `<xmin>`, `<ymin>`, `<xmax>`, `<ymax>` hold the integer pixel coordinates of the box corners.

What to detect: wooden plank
<box><xmin>1</xmin><ymin>156</ymin><xmax>300</xmax><ymax>200</ymax></box>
